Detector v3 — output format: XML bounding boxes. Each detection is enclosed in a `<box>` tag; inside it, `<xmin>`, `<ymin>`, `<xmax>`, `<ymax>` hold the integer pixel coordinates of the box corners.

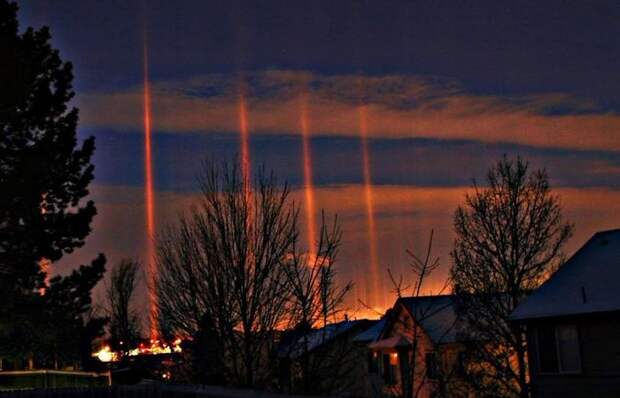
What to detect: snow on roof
<box><xmin>511</xmin><ymin>229</ymin><xmax>620</xmax><ymax>321</ymax></box>
<box><xmin>279</xmin><ymin>320</ymin><xmax>373</xmax><ymax>359</ymax></box>
<box><xmin>353</xmin><ymin>318</ymin><xmax>386</xmax><ymax>343</ymax></box>
<box><xmin>397</xmin><ymin>295</ymin><xmax>462</xmax><ymax>343</ymax></box>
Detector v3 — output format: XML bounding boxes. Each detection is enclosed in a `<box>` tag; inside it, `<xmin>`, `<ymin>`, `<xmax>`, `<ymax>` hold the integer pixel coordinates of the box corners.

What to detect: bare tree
<box><xmin>156</xmin><ymin>161</ymin><xmax>297</xmax><ymax>387</ymax></box>
<box><xmin>284</xmin><ymin>212</ymin><xmax>349</xmax><ymax>331</ymax></box>
<box><xmin>280</xmin><ymin>212</ymin><xmax>354</xmax><ymax>394</ymax></box>
<box><xmin>106</xmin><ymin>258</ymin><xmax>141</xmax><ymax>352</ymax></box>
<box><xmin>385</xmin><ymin>230</ymin><xmax>457</xmax><ymax>398</ymax></box>
<box><xmin>450</xmin><ymin>156</ymin><xmax>573</xmax><ymax>397</ymax></box>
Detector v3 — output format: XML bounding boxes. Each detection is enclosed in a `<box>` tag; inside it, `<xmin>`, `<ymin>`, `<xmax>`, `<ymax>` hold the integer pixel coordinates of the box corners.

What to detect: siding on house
<box><xmin>526</xmin><ymin>313</ymin><xmax>620</xmax><ymax>398</ymax></box>
<box><xmin>368</xmin><ymin>297</ymin><xmax>475</xmax><ymax>398</ymax></box>
<box><xmin>511</xmin><ymin>229</ymin><xmax>620</xmax><ymax>398</ymax></box>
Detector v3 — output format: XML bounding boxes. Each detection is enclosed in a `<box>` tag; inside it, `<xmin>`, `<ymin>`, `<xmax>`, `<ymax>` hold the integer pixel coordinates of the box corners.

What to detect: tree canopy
<box><xmin>451</xmin><ymin>156</ymin><xmax>573</xmax><ymax>397</ymax></box>
<box><xmin>0</xmin><ymin>0</ymin><xmax>103</xmax><ymax>366</ymax></box>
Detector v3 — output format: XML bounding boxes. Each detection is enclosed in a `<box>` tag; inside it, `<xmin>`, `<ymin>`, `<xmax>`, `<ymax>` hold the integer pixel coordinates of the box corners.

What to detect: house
<box><xmin>367</xmin><ymin>295</ymin><xmax>473</xmax><ymax>398</ymax></box>
<box><xmin>511</xmin><ymin>229</ymin><xmax>620</xmax><ymax>398</ymax></box>
<box><xmin>277</xmin><ymin>319</ymin><xmax>377</xmax><ymax>396</ymax></box>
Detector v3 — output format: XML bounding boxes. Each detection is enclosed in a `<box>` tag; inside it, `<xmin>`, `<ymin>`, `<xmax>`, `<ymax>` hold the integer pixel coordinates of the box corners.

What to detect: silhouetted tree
<box><xmin>186</xmin><ymin>313</ymin><xmax>226</xmax><ymax>385</ymax></box>
<box><xmin>42</xmin><ymin>254</ymin><xmax>107</xmax><ymax>369</ymax></box>
<box><xmin>382</xmin><ymin>230</ymin><xmax>465</xmax><ymax>398</ymax></box>
<box><xmin>106</xmin><ymin>258</ymin><xmax>142</xmax><ymax>352</ymax></box>
<box><xmin>156</xmin><ymin>161</ymin><xmax>297</xmax><ymax>387</ymax></box>
<box><xmin>0</xmin><ymin>0</ymin><xmax>98</xmax><ymax>362</ymax></box>
<box><xmin>450</xmin><ymin>156</ymin><xmax>573</xmax><ymax>397</ymax></box>
<box><xmin>279</xmin><ymin>212</ymin><xmax>353</xmax><ymax>395</ymax></box>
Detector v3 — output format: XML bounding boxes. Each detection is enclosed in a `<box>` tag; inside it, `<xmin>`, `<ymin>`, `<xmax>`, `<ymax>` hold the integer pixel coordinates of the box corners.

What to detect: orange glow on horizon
<box><xmin>359</xmin><ymin>104</ymin><xmax>382</xmax><ymax>309</ymax></box>
<box><xmin>300</xmin><ymin>92</ymin><xmax>317</xmax><ymax>255</ymax></box>
<box><xmin>143</xmin><ymin>40</ymin><xmax>158</xmax><ymax>341</ymax></box>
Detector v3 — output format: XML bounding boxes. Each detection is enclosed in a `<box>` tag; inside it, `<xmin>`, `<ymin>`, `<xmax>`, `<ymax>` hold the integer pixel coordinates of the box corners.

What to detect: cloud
<box><xmin>77</xmin><ymin>70</ymin><xmax>620</xmax><ymax>152</ymax></box>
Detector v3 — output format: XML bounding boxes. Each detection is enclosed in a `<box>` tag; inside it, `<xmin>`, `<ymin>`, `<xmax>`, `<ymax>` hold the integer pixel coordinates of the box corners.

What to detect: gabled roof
<box><xmin>394</xmin><ymin>295</ymin><xmax>462</xmax><ymax>344</ymax></box>
<box><xmin>511</xmin><ymin>229</ymin><xmax>620</xmax><ymax>321</ymax></box>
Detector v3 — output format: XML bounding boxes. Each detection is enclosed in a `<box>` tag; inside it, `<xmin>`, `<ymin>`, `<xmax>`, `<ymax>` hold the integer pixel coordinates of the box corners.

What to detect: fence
<box><xmin>0</xmin><ymin>383</ymin><xmax>327</xmax><ymax>398</ymax></box>
<box><xmin>0</xmin><ymin>370</ymin><xmax>109</xmax><ymax>391</ymax></box>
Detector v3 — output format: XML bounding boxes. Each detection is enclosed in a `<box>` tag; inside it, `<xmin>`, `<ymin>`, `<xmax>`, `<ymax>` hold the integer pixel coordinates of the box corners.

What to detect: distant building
<box><xmin>366</xmin><ymin>295</ymin><xmax>474</xmax><ymax>398</ymax></box>
<box><xmin>511</xmin><ymin>229</ymin><xmax>620</xmax><ymax>398</ymax></box>
<box><xmin>277</xmin><ymin>319</ymin><xmax>376</xmax><ymax>396</ymax></box>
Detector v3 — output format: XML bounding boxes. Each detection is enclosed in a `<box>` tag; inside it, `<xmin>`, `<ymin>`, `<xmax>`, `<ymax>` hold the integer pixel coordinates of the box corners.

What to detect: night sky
<box><xmin>17</xmin><ymin>0</ymin><xmax>620</xmax><ymax>314</ymax></box>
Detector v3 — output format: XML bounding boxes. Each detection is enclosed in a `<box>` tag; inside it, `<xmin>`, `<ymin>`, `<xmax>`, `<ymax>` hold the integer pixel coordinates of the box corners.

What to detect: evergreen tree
<box><xmin>0</xmin><ymin>0</ymin><xmax>99</xmax><ymax>362</ymax></box>
<box><xmin>42</xmin><ymin>254</ymin><xmax>107</xmax><ymax>369</ymax></box>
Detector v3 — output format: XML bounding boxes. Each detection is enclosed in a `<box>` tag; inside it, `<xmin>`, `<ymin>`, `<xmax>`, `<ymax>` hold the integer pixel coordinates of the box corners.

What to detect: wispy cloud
<box><xmin>78</xmin><ymin>70</ymin><xmax>619</xmax><ymax>151</ymax></box>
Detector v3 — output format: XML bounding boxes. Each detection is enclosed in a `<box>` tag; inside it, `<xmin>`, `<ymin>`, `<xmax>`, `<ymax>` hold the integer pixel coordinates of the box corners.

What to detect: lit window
<box><xmin>390</xmin><ymin>352</ymin><xmax>399</xmax><ymax>365</ymax></box>
<box><xmin>382</xmin><ymin>353</ymin><xmax>396</xmax><ymax>385</ymax></box>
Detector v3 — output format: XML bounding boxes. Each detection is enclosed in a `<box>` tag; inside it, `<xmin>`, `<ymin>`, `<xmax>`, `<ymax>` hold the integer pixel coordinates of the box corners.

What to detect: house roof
<box><xmin>278</xmin><ymin>319</ymin><xmax>374</xmax><ymax>359</ymax></box>
<box><xmin>511</xmin><ymin>229</ymin><xmax>620</xmax><ymax>321</ymax></box>
<box><xmin>396</xmin><ymin>295</ymin><xmax>462</xmax><ymax>344</ymax></box>
<box><xmin>368</xmin><ymin>334</ymin><xmax>412</xmax><ymax>349</ymax></box>
<box><xmin>352</xmin><ymin>317</ymin><xmax>386</xmax><ymax>343</ymax></box>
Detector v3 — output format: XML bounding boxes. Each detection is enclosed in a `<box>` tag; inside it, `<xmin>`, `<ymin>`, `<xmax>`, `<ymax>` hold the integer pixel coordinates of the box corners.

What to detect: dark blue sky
<box><xmin>17</xmin><ymin>0</ymin><xmax>620</xmax><ymax>193</ymax></box>
<box><xmin>19</xmin><ymin>0</ymin><xmax>620</xmax><ymax>107</ymax></box>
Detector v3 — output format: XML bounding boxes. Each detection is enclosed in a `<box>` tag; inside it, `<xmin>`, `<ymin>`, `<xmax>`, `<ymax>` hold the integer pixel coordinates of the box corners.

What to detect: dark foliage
<box><xmin>42</xmin><ymin>254</ymin><xmax>107</xmax><ymax>369</ymax></box>
<box><xmin>0</xmin><ymin>0</ymin><xmax>100</xmax><ymax>364</ymax></box>
<box><xmin>184</xmin><ymin>314</ymin><xmax>226</xmax><ymax>385</ymax></box>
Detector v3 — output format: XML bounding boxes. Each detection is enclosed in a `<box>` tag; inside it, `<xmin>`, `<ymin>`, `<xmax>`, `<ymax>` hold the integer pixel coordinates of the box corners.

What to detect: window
<box><xmin>382</xmin><ymin>353</ymin><xmax>396</xmax><ymax>385</ymax></box>
<box><xmin>425</xmin><ymin>352</ymin><xmax>438</xmax><ymax>380</ymax></box>
<box><xmin>538</xmin><ymin>325</ymin><xmax>559</xmax><ymax>373</ymax></box>
<box><xmin>368</xmin><ymin>351</ymin><xmax>379</xmax><ymax>373</ymax></box>
<box><xmin>537</xmin><ymin>324</ymin><xmax>581</xmax><ymax>374</ymax></box>
<box><xmin>556</xmin><ymin>325</ymin><xmax>581</xmax><ymax>372</ymax></box>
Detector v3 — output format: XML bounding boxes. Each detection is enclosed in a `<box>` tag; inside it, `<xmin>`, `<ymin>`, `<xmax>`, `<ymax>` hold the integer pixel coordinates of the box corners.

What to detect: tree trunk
<box><xmin>514</xmin><ymin>327</ymin><xmax>529</xmax><ymax>398</ymax></box>
<box><xmin>244</xmin><ymin>336</ymin><xmax>254</xmax><ymax>387</ymax></box>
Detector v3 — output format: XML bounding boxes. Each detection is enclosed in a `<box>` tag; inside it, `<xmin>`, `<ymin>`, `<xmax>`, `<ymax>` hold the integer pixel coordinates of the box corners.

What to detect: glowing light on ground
<box><xmin>128</xmin><ymin>339</ymin><xmax>182</xmax><ymax>357</ymax></box>
<box><xmin>93</xmin><ymin>339</ymin><xmax>182</xmax><ymax>363</ymax></box>
<box><xmin>299</xmin><ymin>92</ymin><xmax>317</xmax><ymax>255</ymax></box>
<box><xmin>94</xmin><ymin>346</ymin><xmax>115</xmax><ymax>363</ymax></box>
<box><xmin>143</xmin><ymin>39</ymin><xmax>158</xmax><ymax>341</ymax></box>
<box><xmin>359</xmin><ymin>104</ymin><xmax>382</xmax><ymax>309</ymax></box>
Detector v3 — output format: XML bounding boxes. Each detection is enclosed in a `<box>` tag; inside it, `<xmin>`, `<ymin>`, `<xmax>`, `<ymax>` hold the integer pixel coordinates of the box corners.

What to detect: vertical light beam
<box><xmin>238</xmin><ymin>85</ymin><xmax>251</xmax><ymax>196</ymax></box>
<box><xmin>300</xmin><ymin>92</ymin><xmax>317</xmax><ymax>255</ymax></box>
<box><xmin>143</xmin><ymin>40</ymin><xmax>158</xmax><ymax>341</ymax></box>
<box><xmin>359</xmin><ymin>104</ymin><xmax>382</xmax><ymax>309</ymax></box>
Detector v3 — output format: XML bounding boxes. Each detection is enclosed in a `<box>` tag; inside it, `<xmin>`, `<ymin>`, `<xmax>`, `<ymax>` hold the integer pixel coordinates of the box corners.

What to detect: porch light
<box><xmin>390</xmin><ymin>352</ymin><xmax>398</xmax><ymax>365</ymax></box>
